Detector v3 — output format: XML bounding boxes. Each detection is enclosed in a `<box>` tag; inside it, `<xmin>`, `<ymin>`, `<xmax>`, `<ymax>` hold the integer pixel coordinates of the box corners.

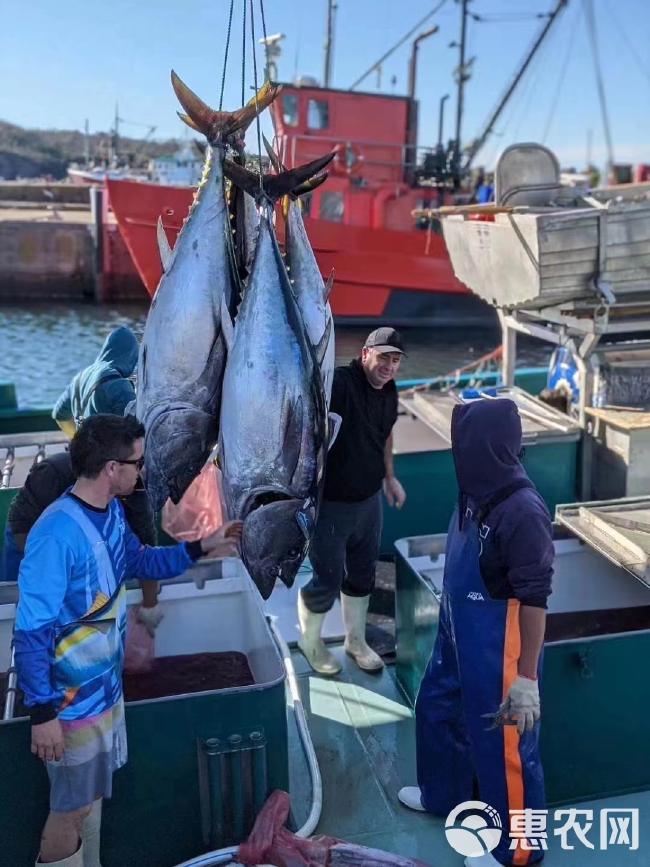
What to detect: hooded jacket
<box><xmin>451</xmin><ymin>398</ymin><xmax>554</xmax><ymax>609</ymax></box>
<box><xmin>52</xmin><ymin>326</ymin><xmax>139</xmax><ymax>425</ymax></box>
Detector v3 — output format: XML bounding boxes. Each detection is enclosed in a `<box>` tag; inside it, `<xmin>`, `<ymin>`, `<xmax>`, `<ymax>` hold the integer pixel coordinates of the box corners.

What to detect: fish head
<box><xmin>143</xmin><ymin>408</ymin><xmax>217</xmax><ymax>511</ymax></box>
<box><xmin>240</xmin><ymin>494</ymin><xmax>315</xmax><ymax>599</ymax></box>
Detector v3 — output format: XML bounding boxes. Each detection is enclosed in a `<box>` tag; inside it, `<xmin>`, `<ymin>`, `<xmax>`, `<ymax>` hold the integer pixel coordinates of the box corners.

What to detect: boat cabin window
<box><xmin>282</xmin><ymin>93</ymin><xmax>298</xmax><ymax>127</ymax></box>
<box><xmin>307</xmin><ymin>99</ymin><xmax>329</xmax><ymax>130</ymax></box>
<box><xmin>319</xmin><ymin>191</ymin><xmax>343</xmax><ymax>222</ymax></box>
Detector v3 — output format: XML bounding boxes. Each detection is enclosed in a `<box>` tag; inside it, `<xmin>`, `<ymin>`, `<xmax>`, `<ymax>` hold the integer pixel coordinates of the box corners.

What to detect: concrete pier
<box><xmin>0</xmin><ymin>184</ymin><xmax>148</xmax><ymax>303</ymax></box>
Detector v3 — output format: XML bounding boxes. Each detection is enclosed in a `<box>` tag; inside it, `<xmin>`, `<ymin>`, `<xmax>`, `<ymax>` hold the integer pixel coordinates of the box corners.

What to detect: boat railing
<box><xmin>276</xmin><ymin>133</ymin><xmax>452</xmax><ymax>181</ymax></box>
<box><xmin>0</xmin><ymin>431</ymin><xmax>69</xmax><ymax>489</ymax></box>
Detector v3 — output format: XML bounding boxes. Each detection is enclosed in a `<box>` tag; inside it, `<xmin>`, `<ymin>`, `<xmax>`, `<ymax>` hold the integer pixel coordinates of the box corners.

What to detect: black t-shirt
<box><xmin>8</xmin><ymin>451</ymin><xmax>75</xmax><ymax>535</ymax></box>
<box><xmin>7</xmin><ymin>450</ymin><xmax>157</xmax><ymax>546</ymax></box>
<box><xmin>323</xmin><ymin>359</ymin><xmax>398</xmax><ymax>503</ymax></box>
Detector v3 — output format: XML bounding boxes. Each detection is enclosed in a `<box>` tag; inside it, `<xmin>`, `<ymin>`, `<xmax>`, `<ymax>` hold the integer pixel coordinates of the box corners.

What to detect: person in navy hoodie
<box><xmin>398</xmin><ymin>398</ymin><xmax>554</xmax><ymax>867</ymax></box>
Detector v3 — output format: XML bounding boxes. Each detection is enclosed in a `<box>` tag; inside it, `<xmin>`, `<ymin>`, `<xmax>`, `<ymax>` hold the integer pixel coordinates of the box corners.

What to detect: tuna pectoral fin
<box><xmin>220</xmin><ymin>294</ymin><xmax>234</xmax><ymax>352</ymax></box>
<box><xmin>328</xmin><ymin>412</ymin><xmax>342</xmax><ymax>450</ymax></box>
<box><xmin>314</xmin><ymin>317</ymin><xmax>333</xmax><ymax>367</ymax></box>
<box><xmin>157</xmin><ymin>217</ymin><xmax>173</xmax><ymax>272</ymax></box>
<box><xmin>223</xmin><ymin>152</ymin><xmax>336</xmax><ymax>204</ymax></box>
<box><xmin>172</xmin><ymin>72</ymin><xmax>281</xmax><ymax>140</ymax></box>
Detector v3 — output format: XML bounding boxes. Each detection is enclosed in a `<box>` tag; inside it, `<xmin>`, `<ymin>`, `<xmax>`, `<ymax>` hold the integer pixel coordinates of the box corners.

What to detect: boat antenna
<box><xmin>323</xmin><ymin>0</ymin><xmax>337</xmax><ymax>88</ymax></box>
<box><xmin>462</xmin><ymin>0</ymin><xmax>568</xmax><ymax>174</ymax></box>
<box><xmin>348</xmin><ymin>0</ymin><xmax>448</xmax><ymax>91</ymax></box>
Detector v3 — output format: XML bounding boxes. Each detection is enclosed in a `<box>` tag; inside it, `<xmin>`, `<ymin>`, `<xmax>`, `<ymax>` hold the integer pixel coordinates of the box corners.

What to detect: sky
<box><xmin>1</xmin><ymin>0</ymin><xmax>649</xmax><ymax>172</ymax></box>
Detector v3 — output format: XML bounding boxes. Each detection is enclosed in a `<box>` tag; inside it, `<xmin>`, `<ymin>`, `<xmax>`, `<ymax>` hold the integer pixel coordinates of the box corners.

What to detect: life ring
<box><xmin>333</xmin><ymin>142</ymin><xmax>363</xmax><ymax>176</ymax></box>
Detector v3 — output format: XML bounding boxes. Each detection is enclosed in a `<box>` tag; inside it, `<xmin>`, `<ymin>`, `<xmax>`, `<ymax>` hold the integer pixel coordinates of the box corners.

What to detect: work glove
<box><xmin>137</xmin><ymin>604</ymin><xmax>164</xmax><ymax>638</ymax></box>
<box><xmin>498</xmin><ymin>675</ymin><xmax>540</xmax><ymax>734</ymax></box>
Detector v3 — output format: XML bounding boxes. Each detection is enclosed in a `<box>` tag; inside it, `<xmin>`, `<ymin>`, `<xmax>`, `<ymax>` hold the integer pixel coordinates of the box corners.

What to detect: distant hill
<box><xmin>0</xmin><ymin>120</ymin><xmax>183</xmax><ymax>180</ymax></box>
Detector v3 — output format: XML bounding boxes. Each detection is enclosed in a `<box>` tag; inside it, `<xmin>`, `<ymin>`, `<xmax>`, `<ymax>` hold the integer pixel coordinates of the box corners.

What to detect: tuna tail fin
<box><xmin>171</xmin><ymin>72</ymin><xmax>281</xmax><ymax>143</ymax></box>
<box><xmin>262</xmin><ymin>134</ymin><xmax>328</xmax><ymax>206</ymax></box>
<box><xmin>223</xmin><ymin>152</ymin><xmax>336</xmax><ymax>205</ymax></box>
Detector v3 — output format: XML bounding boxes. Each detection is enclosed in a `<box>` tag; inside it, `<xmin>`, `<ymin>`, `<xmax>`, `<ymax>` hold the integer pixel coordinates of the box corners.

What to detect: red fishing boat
<box><xmin>106</xmin><ymin>2</ymin><xmax>567</xmax><ymax>325</ymax></box>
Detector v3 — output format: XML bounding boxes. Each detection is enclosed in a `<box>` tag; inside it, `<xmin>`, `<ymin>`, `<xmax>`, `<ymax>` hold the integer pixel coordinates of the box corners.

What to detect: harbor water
<box><xmin>0</xmin><ymin>301</ymin><xmax>553</xmax><ymax>407</ymax></box>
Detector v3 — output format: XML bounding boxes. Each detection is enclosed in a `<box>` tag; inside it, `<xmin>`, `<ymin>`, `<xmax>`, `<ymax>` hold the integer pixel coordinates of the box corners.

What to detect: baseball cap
<box><xmin>364</xmin><ymin>327</ymin><xmax>406</xmax><ymax>355</ymax></box>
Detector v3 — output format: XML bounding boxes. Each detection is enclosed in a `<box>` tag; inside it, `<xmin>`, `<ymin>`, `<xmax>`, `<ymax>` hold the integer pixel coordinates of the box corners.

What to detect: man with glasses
<box><xmin>14</xmin><ymin>414</ymin><xmax>243</xmax><ymax>867</ymax></box>
<box><xmin>49</xmin><ymin>325</ymin><xmax>161</xmax><ymax>635</ymax></box>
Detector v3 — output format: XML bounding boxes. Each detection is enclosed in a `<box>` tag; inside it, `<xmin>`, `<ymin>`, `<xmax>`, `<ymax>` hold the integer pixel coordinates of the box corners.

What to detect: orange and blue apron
<box><xmin>415</xmin><ymin>480</ymin><xmax>545</xmax><ymax>865</ymax></box>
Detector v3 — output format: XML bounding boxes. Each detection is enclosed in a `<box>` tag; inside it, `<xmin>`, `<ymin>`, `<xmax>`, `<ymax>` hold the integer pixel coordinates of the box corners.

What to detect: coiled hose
<box><xmin>171</xmin><ymin>617</ymin><xmax>323</xmax><ymax>867</ymax></box>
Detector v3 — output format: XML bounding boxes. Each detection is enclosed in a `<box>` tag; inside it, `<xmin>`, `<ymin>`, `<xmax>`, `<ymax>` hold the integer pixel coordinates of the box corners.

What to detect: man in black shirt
<box><xmin>298</xmin><ymin>328</ymin><xmax>407</xmax><ymax>675</ymax></box>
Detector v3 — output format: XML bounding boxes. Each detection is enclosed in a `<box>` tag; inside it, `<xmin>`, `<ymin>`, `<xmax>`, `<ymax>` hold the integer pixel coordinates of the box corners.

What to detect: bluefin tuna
<box><xmin>218</xmin><ymin>153</ymin><xmax>336</xmax><ymax>599</ymax></box>
<box><xmin>137</xmin><ymin>72</ymin><xmax>280</xmax><ymax>511</ymax></box>
<box><xmin>263</xmin><ymin>135</ymin><xmax>336</xmax><ymax>408</ymax></box>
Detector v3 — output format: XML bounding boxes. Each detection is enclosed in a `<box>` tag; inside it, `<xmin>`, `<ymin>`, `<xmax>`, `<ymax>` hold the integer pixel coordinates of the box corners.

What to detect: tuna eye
<box><xmin>287</xmin><ymin>546</ymin><xmax>302</xmax><ymax>560</ymax></box>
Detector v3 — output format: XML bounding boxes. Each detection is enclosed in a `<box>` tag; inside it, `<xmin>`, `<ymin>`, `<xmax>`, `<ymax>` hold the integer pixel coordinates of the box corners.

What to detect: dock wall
<box><xmin>0</xmin><ymin>220</ymin><xmax>95</xmax><ymax>299</ymax></box>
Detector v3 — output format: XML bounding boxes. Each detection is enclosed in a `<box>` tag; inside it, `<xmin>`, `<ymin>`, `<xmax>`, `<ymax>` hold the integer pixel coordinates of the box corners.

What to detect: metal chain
<box><xmin>219</xmin><ymin>0</ymin><xmax>236</xmax><ymax>111</ymax></box>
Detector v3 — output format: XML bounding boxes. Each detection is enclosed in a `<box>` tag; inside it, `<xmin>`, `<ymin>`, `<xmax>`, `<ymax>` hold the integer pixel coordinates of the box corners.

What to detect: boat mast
<box><xmin>453</xmin><ymin>0</ymin><xmax>470</xmax><ymax>186</ymax></box>
<box><xmin>323</xmin><ymin>0</ymin><xmax>337</xmax><ymax>88</ymax></box>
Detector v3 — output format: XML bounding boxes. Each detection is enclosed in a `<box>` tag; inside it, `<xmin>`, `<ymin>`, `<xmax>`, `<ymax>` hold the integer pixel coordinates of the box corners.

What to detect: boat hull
<box><xmin>105</xmin><ymin>178</ymin><xmax>496</xmax><ymax>327</ymax></box>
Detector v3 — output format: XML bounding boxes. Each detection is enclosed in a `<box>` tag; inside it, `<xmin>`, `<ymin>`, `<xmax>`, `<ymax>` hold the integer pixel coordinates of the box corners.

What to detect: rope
<box><xmin>541</xmin><ymin>2</ymin><xmax>576</xmax><ymax>143</ymax></box>
<box><xmin>400</xmin><ymin>346</ymin><xmax>503</xmax><ymax>397</ymax></box>
<box><xmin>241</xmin><ymin>0</ymin><xmax>247</xmax><ymax>107</ymax></box>
<box><xmin>582</xmin><ymin>0</ymin><xmax>615</xmax><ymax>172</ymax></box>
<box><xmin>260</xmin><ymin>0</ymin><xmax>269</xmax><ymax>55</ymax></box>
<box><xmin>249</xmin><ymin>0</ymin><xmax>264</xmax><ymax>186</ymax></box>
<box><xmin>219</xmin><ymin>0</ymin><xmax>235</xmax><ymax>111</ymax></box>
<box><xmin>603</xmin><ymin>0</ymin><xmax>650</xmax><ymax>84</ymax></box>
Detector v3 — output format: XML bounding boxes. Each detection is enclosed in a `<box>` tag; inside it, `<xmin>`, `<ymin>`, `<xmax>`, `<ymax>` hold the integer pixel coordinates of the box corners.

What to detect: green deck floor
<box><xmin>287</xmin><ymin>645</ymin><xmax>650</xmax><ymax>866</ymax></box>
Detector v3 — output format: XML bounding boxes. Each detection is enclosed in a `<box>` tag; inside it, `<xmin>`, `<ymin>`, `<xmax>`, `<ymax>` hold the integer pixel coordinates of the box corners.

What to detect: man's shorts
<box><xmin>46</xmin><ymin>699</ymin><xmax>127</xmax><ymax>813</ymax></box>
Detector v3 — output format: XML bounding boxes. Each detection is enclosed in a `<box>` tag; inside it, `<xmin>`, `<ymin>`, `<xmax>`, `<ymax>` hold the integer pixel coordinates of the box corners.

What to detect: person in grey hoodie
<box><xmin>51</xmin><ymin>327</ymin><xmax>161</xmax><ymax>634</ymax></box>
<box><xmin>52</xmin><ymin>326</ymin><xmax>140</xmax><ymax>436</ymax></box>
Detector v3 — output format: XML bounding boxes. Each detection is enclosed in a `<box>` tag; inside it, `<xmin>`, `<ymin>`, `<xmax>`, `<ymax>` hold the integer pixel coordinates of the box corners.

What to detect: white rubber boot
<box><xmin>341</xmin><ymin>594</ymin><xmax>384</xmax><ymax>672</ymax></box>
<box><xmin>82</xmin><ymin>799</ymin><xmax>103</xmax><ymax>867</ymax></box>
<box><xmin>397</xmin><ymin>786</ymin><xmax>426</xmax><ymax>812</ymax></box>
<box><xmin>464</xmin><ymin>854</ymin><xmax>501</xmax><ymax>866</ymax></box>
<box><xmin>37</xmin><ymin>841</ymin><xmax>84</xmax><ymax>866</ymax></box>
<box><xmin>297</xmin><ymin>593</ymin><xmax>341</xmax><ymax>675</ymax></box>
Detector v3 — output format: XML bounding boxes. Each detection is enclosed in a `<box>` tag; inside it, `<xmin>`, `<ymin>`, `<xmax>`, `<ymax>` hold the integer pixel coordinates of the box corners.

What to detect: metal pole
<box><xmin>405</xmin><ymin>27</ymin><xmax>439</xmax><ymax>183</ymax></box>
<box><xmin>323</xmin><ymin>0</ymin><xmax>336</xmax><ymax>88</ymax></box>
<box><xmin>454</xmin><ymin>0</ymin><xmax>469</xmax><ymax>176</ymax></box>
<box><xmin>438</xmin><ymin>94</ymin><xmax>449</xmax><ymax>147</ymax></box>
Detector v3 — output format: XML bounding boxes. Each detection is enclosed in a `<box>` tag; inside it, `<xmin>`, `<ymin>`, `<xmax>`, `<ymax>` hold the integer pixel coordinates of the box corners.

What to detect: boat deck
<box><xmin>262</xmin><ymin>562</ymin><xmax>650</xmax><ymax>866</ymax></box>
<box><xmin>283</xmin><ymin>641</ymin><xmax>650</xmax><ymax>866</ymax></box>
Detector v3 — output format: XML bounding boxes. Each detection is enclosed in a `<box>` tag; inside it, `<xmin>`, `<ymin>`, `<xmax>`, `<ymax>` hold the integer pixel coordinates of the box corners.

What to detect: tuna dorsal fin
<box><xmin>314</xmin><ymin>316</ymin><xmax>333</xmax><ymax>367</ymax></box>
<box><xmin>223</xmin><ymin>152</ymin><xmax>336</xmax><ymax>204</ymax></box>
<box><xmin>262</xmin><ymin>134</ymin><xmax>286</xmax><ymax>173</ymax></box>
<box><xmin>324</xmin><ymin>269</ymin><xmax>335</xmax><ymax>301</ymax></box>
<box><xmin>220</xmin><ymin>294</ymin><xmax>234</xmax><ymax>352</ymax></box>
<box><xmin>156</xmin><ymin>217</ymin><xmax>173</xmax><ymax>272</ymax></box>
<box><xmin>328</xmin><ymin>412</ymin><xmax>342</xmax><ymax>451</ymax></box>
